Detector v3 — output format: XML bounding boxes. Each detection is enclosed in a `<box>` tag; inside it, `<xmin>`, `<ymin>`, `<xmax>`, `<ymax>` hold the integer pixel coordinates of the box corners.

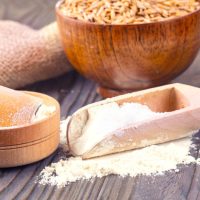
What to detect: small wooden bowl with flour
<box><xmin>0</xmin><ymin>86</ymin><xmax>60</xmax><ymax>168</ymax></box>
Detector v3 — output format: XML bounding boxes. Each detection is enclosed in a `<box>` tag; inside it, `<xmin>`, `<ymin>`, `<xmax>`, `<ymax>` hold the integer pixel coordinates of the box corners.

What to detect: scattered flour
<box><xmin>59</xmin><ymin>118</ymin><xmax>70</xmax><ymax>152</ymax></box>
<box><xmin>60</xmin><ymin>118</ymin><xmax>69</xmax><ymax>145</ymax></box>
<box><xmin>38</xmin><ymin>119</ymin><xmax>199</xmax><ymax>187</ymax></box>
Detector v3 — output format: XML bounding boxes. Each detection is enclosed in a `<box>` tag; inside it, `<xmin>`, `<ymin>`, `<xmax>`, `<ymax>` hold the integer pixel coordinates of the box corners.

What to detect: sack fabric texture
<box><xmin>0</xmin><ymin>20</ymin><xmax>72</xmax><ymax>88</ymax></box>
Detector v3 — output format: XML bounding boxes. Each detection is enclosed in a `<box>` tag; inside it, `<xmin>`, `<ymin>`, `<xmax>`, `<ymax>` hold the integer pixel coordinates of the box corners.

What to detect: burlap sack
<box><xmin>0</xmin><ymin>20</ymin><xmax>72</xmax><ymax>88</ymax></box>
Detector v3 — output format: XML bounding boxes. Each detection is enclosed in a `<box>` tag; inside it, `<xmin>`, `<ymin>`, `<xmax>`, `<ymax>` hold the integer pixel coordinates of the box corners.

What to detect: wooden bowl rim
<box><xmin>0</xmin><ymin>91</ymin><xmax>60</xmax><ymax>131</ymax></box>
<box><xmin>56</xmin><ymin>0</ymin><xmax>200</xmax><ymax>27</ymax></box>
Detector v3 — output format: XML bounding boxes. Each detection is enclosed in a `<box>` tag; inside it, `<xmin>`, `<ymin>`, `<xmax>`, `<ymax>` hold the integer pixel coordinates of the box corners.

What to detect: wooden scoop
<box><xmin>67</xmin><ymin>83</ymin><xmax>200</xmax><ymax>159</ymax></box>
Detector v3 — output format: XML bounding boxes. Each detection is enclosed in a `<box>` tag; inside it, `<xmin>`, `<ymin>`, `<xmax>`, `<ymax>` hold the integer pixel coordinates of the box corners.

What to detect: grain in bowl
<box><xmin>59</xmin><ymin>0</ymin><xmax>200</xmax><ymax>24</ymax></box>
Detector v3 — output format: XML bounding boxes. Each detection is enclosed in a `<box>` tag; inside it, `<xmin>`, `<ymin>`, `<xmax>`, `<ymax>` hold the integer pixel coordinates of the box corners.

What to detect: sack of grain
<box><xmin>0</xmin><ymin>21</ymin><xmax>72</xmax><ymax>88</ymax></box>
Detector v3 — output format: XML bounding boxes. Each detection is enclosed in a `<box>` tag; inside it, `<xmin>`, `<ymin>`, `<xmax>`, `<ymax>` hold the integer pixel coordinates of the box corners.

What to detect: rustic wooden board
<box><xmin>1</xmin><ymin>1</ymin><xmax>200</xmax><ymax>199</ymax></box>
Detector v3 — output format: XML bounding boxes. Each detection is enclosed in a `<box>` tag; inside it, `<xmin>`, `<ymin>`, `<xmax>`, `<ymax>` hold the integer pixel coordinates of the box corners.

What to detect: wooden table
<box><xmin>1</xmin><ymin>1</ymin><xmax>200</xmax><ymax>199</ymax></box>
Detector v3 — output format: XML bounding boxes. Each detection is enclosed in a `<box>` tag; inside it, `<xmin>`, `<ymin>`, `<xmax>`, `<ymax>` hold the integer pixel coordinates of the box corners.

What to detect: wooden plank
<box><xmin>0</xmin><ymin>73</ymin><xmax>199</xmax><ymax>200</ymax></box>
<box><xmin>0</xmin><ymin>0</ymin><xmax>200</xmax><ymax>200</ymax></box>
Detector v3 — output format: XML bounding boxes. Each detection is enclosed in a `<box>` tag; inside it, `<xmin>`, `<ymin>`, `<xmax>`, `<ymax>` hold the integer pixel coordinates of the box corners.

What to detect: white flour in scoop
<box><xmin>72</xmin><ymin>102</ymin><xmax>164</xmax><ymax>155</ymax></box>
<box><xmin>39</xmin><ymin>119</ymin><xmax>199</xmax><ymax>187</ymax></box>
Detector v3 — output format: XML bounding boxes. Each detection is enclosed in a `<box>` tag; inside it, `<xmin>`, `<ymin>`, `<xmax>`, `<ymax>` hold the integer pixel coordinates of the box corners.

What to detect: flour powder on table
<box><xmin>39</xmin><ymin>103</ymin><xmax>200</xmax><ymax>187</ymax></box>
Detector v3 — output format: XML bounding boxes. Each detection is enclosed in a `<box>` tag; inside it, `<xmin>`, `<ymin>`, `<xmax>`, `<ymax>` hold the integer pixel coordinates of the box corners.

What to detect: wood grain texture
<box><xmin>1</xmin><ymin>0</ymin><xmax>200</xmax><ymax>200</ymax></box>
<box><xmin>56</xmin><ymin>1</ymin><xmax>200</xmax><ymax>97</ymax></box>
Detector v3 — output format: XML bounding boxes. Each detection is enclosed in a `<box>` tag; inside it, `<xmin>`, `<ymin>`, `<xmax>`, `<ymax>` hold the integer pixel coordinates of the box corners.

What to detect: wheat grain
<box><xmin>60</xmin><ymin>0</ymin><xmax>200</xmax><ymax>24</ymax></box>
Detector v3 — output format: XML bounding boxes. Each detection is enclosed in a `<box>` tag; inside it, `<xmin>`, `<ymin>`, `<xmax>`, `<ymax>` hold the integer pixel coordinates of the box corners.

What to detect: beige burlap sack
<box><xmin>0</xmin><ymin>20</ymin><xmax>72</xmax><ymax>88</ymax></box>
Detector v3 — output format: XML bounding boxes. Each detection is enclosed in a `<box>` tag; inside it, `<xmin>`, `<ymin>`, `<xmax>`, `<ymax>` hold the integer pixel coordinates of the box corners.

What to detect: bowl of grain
<box><xmin>56</xmin><ymin>0</ymin><xmax>200</xmax><ymax>97</ymax></box>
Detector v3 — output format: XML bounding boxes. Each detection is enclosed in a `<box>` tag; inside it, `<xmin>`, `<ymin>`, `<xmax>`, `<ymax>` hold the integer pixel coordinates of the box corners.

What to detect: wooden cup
<box><xmin>0</xmin><ymin>92</ymin><xmax>60</xmax><ymax>168</ymax></box>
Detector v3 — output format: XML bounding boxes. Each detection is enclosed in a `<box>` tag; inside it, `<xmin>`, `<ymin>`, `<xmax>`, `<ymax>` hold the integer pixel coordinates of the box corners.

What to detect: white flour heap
<box><xmin>73</xmin><ymin>102</ymin><xmax>164</xmax><ymax>155</ymax></box>
<box><xmin>39</xmin><ymin>103</ymin><xmax>199</xmax><ymax>187</ymax></box>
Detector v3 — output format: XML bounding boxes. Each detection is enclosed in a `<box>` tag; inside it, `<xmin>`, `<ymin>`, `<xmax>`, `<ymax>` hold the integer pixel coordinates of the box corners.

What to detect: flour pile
<box><xmin>39</xmin><ymin>118</ymin><xmax>199</xmax><ymax>187</ymax></box>
<box><xmin>73</xmin><ymin>102</ymin><xmax>164</xmax><ymax>155</ymax></box>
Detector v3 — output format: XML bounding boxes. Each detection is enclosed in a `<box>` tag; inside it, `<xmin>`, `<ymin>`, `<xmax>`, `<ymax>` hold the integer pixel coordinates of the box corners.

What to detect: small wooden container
<box><xmin>0</xmin><ymin>92</ymin><xmax>60</xmax><ymax>168</ymax></box>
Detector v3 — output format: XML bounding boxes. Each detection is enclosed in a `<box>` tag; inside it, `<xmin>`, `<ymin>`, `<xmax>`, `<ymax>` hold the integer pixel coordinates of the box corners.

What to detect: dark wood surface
<box><xmin>1</xmin><ymin>1</ymin><xmax>200</xmax><ymax>199</ymax></box>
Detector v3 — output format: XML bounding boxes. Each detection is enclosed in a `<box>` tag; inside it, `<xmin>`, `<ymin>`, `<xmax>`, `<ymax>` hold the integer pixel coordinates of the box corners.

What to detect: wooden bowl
<box><xmin>0</xmin><ymin>92</ymin><xmax>60</xmax><ymax>168</ymax></box>
<box><xmin>56</xmin><ymin>1</ymin><xmax>200</xmax><ymax>98</ymax></box>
